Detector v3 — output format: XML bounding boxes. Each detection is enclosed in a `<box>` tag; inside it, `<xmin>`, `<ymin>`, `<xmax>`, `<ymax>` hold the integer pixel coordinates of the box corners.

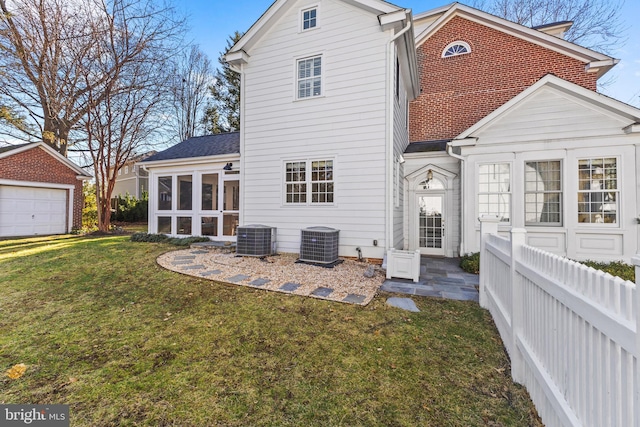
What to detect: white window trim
<box><xmin>524</xmin><ymin>159</ymin><xmax>563</xmax><ymax>227</ymax></box>
<box><xmin>283</xmin><ymin>158</ymin><xmax>335</xmax><ymax>206</ymax></box>
<box><xmin>477</xmin><ymin>162</ymin><xmax>512</xmax><ymax>224</ymax></box>
<box><xmin>294</xmin><ymin>53</ymin><xmax>324</xmax><ymax>101</ymax></box>
<box><xmin>299</xmin><ymin>5</ymin><xmax>320</xmax><ymax>32</ymax></box>
<box><xmin>442</xmin><ymin>40</ymin><xmax>471</xmax><ymax>58</ymax></box>
<box><xmin>576</xmin><ymin>156</ymin><xmax>620</xmax><ymax>227</ymax></box>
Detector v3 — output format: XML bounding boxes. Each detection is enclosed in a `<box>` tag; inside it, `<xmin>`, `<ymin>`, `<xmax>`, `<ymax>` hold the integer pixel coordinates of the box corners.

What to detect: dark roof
<box><xmin>531</xmin><ymin>20</ymin><xmax>573</xmax><ymax>30</ymax></box>
<box><xmin>404</xmin><ymin>140</ymin><xmax>449</xmax><ymax>154</ymax></box>
<box><xmin>142</xmin><ymin>133</ymin><xmax>240</xmax><ymax>162</ymax></box>
<box><xmin>0</xmin><ymin>142</ymin><xmax>32</xmax><ymax>154</ymax></box>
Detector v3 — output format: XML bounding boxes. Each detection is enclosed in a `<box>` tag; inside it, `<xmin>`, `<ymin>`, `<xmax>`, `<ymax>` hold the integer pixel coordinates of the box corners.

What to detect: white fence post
<box><xmin>632</xmin><ymin>255</ymin><xmax>640</xmax><ymax>427</ymax></box>
<box><xmin>510</xmin><ymin>228</ymin><xmax>526</xmax><ymax>385</ymax></box>
<box><xmin>479</xmin><ymin>215</ymin><xmax>500</xmax><ymax>309</ymax></box>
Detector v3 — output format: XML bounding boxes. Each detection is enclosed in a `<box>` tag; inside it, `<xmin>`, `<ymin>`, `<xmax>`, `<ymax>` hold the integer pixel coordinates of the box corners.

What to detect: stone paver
<box><xmin>174</xmin><ymin>255</ymin><xmax>196</xmax><ymax>260</ymax></box>
<box><xmin>386</xmin><ymin>297</ymin><xmax>420</xmax><ymax>312</ymax></box>
<box><xmin>311</xmin><ymin>287</ymin><xmax>334</xmax><ymax>297</ymax></box>
<box><xmin>280</xmin><ymin>282</ymin><xmax>301</xmax><ymax>292</ymax></box>
<box><xmin>171</xmin><ymin>260</ymin><xmax>193</xmax><ymax>265</ymax></box>
<box><xmin>343</xmin><ymin>294</ymin><xmax>366</xmax><ymax>304</ymax></box>
<box><xmin>200</xmin><ymin>270</ymin><xmax>221</xmax><ymax>276</ymax></box>
<box><xmin>249</xmin><ymin>278</ymin><xmax>270</xmax><ymax>287</ymax></box>
<box><xmin>382</xmin><ymin>257</ymin><xmax>479</xmax><ymax>302</ymax></box>
<box><xmin>226</xmin><ymin>274</ymin><xmax>250</xmax><ymax>283</ymax></box>
<box><xmin>183</xmin><ymin>264</ymin><xmax>205</xmax><ymax>270</ymax></box>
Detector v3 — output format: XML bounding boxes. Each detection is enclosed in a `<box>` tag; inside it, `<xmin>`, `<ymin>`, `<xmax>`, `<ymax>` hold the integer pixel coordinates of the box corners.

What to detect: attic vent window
<box><xmin>302</xmin><ymin>7</ymin><xmax>317</xmax><ymax>30</ymax></box>
<box><xmin>442</xmin><ymin>41</ymin><xmax>470</xmax><ymax>58</ymax></box>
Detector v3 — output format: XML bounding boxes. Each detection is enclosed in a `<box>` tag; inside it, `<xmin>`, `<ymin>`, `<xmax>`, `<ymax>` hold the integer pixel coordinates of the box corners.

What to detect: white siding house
<box><xmin>450</xmin><ymin>75</ymin><xmax>640</xmax><ymax>261</ymax></box>
<box><xmin>226</xmin><ymin>0</ymin><xmax>418</xmax><ymax>260</ymax></box>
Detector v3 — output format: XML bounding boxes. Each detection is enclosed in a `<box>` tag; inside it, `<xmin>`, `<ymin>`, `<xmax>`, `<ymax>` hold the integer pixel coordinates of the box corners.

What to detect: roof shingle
<box><xmin>142</xmin><ymin>133</ymin><xmax>240</xmax><ymax>162</ymax></box>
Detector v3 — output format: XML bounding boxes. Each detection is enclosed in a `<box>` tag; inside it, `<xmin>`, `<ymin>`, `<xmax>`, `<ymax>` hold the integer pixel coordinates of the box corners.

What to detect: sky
<box><xmin>182</xmin><ymin>0</ymin><xmax>640</xmax><ymax>107</ymax></box>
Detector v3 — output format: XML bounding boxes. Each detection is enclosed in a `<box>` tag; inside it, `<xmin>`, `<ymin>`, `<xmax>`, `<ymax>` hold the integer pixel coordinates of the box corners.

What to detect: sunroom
<box><xmin>141</xmin><ymin>133</ymin><xmax>241</xmax><ymax>240</ymax></box>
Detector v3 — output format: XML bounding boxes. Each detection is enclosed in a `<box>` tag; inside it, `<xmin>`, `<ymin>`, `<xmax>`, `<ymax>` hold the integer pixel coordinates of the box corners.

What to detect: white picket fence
<box><xmin>479</xmin><ymin>216</ymin><xmax>639</xmax><ymax>427</ymax></box>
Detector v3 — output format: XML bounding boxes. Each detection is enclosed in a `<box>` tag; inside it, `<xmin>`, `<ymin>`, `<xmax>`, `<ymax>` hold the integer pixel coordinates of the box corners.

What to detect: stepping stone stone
<box><xmin>280</xmin><ymin>282</ymin><xmax>301</xmax><ymax>292</ymax></box>
<box><xmin>442</xmin><ymin>291</ymin><xmax>479</xmax><ymax>302</ymax></box>
<box><xmin>175</xmin><ymin>255</ymin><xmax>196</xmax><ymax>260</ymax></box>
<box><xmin>171</xmin><ymin>260</ymin><xmax>193</xmax><ymax>265</ymax></box>
<box><xmin>183</xmin><ymin>265</ymin><xmax>205</xmax><ymax>270</ymax></box>
<box><xmin>190</xmin><ymin>250</ymin><xmax>208</xmax><ymax>254</ymax></box>
<box><xmin>343</xmin><ymin>294</ymin><xmax>366</xmax><ymax>304</ymax></box>
<box><xmin>200</xmin><ymin>270</ymin><xmax>221</xmax><ymax>276</ymax></box>
<box><xmin>311</xmin><ymin>287</ymin><xmax>333</xmax><ymax>297</ymax></box>
<box><xmin>386</xmin><ymin>297</ymin><xmax>420</xmax><ymax>312</ymax></box>
<box><xmin>380</xmin><ymin>282</ymin><xmax>415</xmax><ymax>294</ymax></box>
<box><xmin>249</xmin><ymin>278</ymin><xmax>270</xmax><ymax>287</ymax></box>
<box><xmin>226</xmin><ymin>274</ymin><xmax>250</xmax><ymax>283</ymax></box>
<box><xmin>413</xmin><ymin>288</ymin><xmax>443</xmax><ymax>298</ymax></box>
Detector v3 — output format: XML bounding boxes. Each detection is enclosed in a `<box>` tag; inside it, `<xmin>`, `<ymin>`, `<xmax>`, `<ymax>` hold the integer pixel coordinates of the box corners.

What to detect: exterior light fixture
<box><xmin>223</xmin><ymin>162</ymin><xmax>233</xmax><ymax>171</ymax></box>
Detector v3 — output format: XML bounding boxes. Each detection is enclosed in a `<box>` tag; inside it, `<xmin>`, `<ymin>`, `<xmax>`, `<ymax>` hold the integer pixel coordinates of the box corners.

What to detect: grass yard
<box><xmin>0</xmin><ymin>235</ymin><xmax>541</xmax><ymax>426</ymax></box>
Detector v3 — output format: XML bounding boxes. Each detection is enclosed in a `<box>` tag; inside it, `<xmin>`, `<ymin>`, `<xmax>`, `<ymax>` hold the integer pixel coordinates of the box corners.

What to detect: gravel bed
<box><xmin>157</xmin><ymin>249</ymin><xmax>385</xmax><ymax>305</ymax></box>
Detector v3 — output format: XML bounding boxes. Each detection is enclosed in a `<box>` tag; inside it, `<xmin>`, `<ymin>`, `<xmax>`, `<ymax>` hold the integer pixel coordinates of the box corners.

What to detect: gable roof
<box><xmin>142</xmin><ymin>133</ymin><xmax>240</xmax><ymax>164</ymax></box>
<box><xmin>452</xmin><ymin>74</ymin><xmax>640</xmax><ymax>142</ymax></box>
<box><xmin>413</xmin><ymin>2</ymin><xmax>616</xmax><ymax>78</ymax></box>
<box><xmin>225</xmin><ymin>0</ymin><xmax>419</xmax><ymax>98</ymax></box>
<box><xmin>227</xmin><ymin>0</ymin><xmax>401</xmax><ymax>59</ymax></box>
<box><xmin>0</xmin><ymin>142</ymin><xmax>91</xmax><ymax>178</ymax></box>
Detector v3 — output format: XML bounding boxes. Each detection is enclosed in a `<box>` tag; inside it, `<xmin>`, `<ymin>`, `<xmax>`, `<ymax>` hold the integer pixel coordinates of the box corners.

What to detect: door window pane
<box><xmin>177</xmin><ymin>217</ymin><xmax>192</xmax><ymax>235</ymax></box>
<box><xmin>223</xmin><ymin>180</ymin><xmax>240</xmax><ymax>211</ymax></box>
<box><xmin>223</xmin><ymin>213</ymin><xmax>239</xmax><ymax>236</ymax></box>
<box><xmin>158</xmin><ymin>216</ymin><xmax>171</xmax><ymax>233</ymax></box>
<box><xmin>202</xmin><ymin>174</ymin><xmax>219</xmax><ymax>211</ymax></box>
<box><xmin>158</xmin><ymin>177</ymin><xmax>172</xmax><ymax>210</ymax></box>
<box><xmin>178</xmin><ymin>175</ymin><xmax>192</xmax><ymax>210</ymax></box>
<box><xmin>201</xmin><ymin>217</ymin><xmax>218</xmax><ymax>236</ymax></box>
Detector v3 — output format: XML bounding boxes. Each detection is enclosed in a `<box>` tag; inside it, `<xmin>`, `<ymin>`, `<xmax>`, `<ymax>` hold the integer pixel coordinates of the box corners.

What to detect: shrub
<box><xmin>460</xmin><ymin>252</ymin><xmax>480</xmax><ymax>274</ymax></box>
<box><xmin>112</xmin><ymin>192</ymin><xmax>148</xmax><ymax>223</ymax></box>
<box><xmin>82</xmin><ymin>181</ymin><xmax>98</xmax><ymax>231</ymax></box>
<box><xmin>580</xmin><ymin>260</ymin><xmax>634</xmax><ymax>282</ymax></box>
<box><xmin>130</xmin><ymin>233</ymin><xmax>209</xmax><ymax>246</ymax></box>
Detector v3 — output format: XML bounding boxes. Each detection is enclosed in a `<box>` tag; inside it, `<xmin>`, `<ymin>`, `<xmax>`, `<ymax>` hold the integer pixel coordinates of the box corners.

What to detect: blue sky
<box><xmin>182</xmin><ymin>0</ymin><xmax>640</xmax><ymax>107</ymax></box>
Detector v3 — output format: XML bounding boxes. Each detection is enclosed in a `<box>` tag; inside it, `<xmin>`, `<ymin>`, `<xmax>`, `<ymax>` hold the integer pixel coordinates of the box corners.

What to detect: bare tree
<box><xmin>0</xmin><ymin>0</ymin><xmax>183</xmax><ymax>156</ymax></box>
<box><xmin>78</xmin><ymin>0</ymin><xmax>181</xmax><ymax>231</ymax></box>
<box><xmin>169</xmin><ymin>45</ymin><xmax>213</xmax><ymax>142</ymax></box>
<box><xmin>473</xmin><ymin>0</ymin><xmax>625</xmax><ymax>54</ymax></box>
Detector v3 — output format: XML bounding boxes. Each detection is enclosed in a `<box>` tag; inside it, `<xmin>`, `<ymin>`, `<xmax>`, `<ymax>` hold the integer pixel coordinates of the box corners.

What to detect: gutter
<box><xmin>446</xmin><ymin>141</ymin><xmax>466</xmax><ymax>255</ymax></box>
<box><xmin>386</xmin><ymin>12</ymin><xmax>412</xmax><ymax>254</ymax></box>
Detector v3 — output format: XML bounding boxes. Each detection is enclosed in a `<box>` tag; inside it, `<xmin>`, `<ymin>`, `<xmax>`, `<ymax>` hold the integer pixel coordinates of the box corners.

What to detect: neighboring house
<box><xmin>0</xmin><ymin>142</ymin><xmax>91</xmax><ymax>237</ymax></box>
<box><xmin>110</xmin><ymin>151</ymin><xmax>156</xmax><ymax>200</ymax></box>
<box><xmin>144</xmin><ymin>1</ymin><xmax>640</xmax><ymax>263</ymax></box>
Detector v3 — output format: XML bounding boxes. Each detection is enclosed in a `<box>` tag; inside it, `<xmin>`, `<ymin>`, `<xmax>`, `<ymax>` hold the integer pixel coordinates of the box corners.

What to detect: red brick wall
<box><xmin>409</xmin><ymin>16</ymin><xmax>599</xmax><ymax>142</ymax></box>
<box><xmin>0</xmin><ymin>146</ymin><xmax>85</xmax><ymax>230</ymax></box>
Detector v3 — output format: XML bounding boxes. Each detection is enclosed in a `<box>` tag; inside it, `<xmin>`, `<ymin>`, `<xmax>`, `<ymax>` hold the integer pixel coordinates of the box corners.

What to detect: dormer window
<box><xmin>442</xmin><ymin>41</ymin><xmax>471</xmax><ymax>58</ymax></box>
<box><xmin>302</xmin><ymin>7</ymin><xmax>317</xmax><ymax>31</ymax></box>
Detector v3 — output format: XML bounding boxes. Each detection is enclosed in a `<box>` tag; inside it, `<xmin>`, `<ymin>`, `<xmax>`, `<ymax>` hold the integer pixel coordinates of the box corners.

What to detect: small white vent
<box><xmin>236</xmin><ymin>225</ymin><xmax>276</xmax><ymax>257</ymax></box>
<box><xmin>300</xmin><ymin>226</ymin><xmax>339</xmax><ymax>264</ymax></box>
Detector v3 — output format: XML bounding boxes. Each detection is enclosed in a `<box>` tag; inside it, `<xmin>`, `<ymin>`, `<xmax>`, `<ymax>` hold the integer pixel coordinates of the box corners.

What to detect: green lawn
<box><xmin>0</xmin><ymin>235</ymin><xmax>541</xmax><ymax>426</ymax></box>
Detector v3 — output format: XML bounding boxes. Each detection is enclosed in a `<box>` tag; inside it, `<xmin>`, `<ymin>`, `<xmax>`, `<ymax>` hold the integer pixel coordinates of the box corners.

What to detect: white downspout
<box><xmin>447</xmin><ymin>143</ymin><xmax>465</xmax><ymax>255</ymax></box>
<box><xmin>386</xmin><ymin>14</ymin><xmax>412</xmax><ymax>255</ymax></box>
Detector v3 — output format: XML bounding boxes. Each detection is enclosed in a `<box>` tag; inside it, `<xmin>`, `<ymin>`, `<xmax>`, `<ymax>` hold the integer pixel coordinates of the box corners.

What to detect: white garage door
<box><xmin>0</xmin><ymin>185</ymin><xmax>67</xmax><ymax>237</ymax></box>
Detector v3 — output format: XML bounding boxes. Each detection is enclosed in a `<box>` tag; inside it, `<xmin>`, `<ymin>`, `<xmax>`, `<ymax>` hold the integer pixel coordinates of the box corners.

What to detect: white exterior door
<box><xmin>417</xmin><ymin>194</ymin><xmax>445</xmax><ymax>256</ymax></box>
<box><xmin>0</xmin><ymin>185</ymin><xmax>67</xmax><ymax>237</ymax></box>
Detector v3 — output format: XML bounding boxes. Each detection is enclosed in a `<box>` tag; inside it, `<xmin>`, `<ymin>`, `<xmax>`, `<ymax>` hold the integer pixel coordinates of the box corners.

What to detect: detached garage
<box><xmin>0</xmin><ymin>142</ymin><xmax>91</xmax><ymax>237</ymax></box>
